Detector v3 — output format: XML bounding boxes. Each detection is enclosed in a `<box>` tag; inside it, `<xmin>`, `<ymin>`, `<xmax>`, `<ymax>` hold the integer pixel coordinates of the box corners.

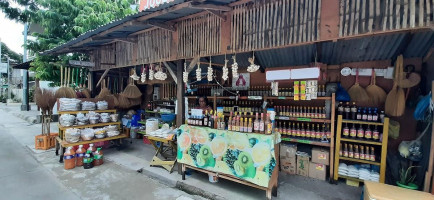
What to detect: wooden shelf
<box><xmin>266</xmin><ymin>96</ymin><xmax>332</xmax><ymax>100</ymax></box>
<box><xmin>145</xmin><ymin>110</ymin><xmax>173</xmax><ymax>114</ymax></box>
<box><xmin>223</xmin><ymin>113</ymin><xmax>256</xmax><ymax>118</ymax></box>
<box><xmin>156</xmin><ymin>104</ymin><xmax>175</xmax><ymax>107</ymax></box>
<box><xmin>275</xmin><ymin>116</ymin><xmax>331</xmax><ymax>123</ymax></box>
<box><xmin>137</xmin><ymin>131</ymin><xmax>146</xmax><ymax>135</ymax></box>
<box><xmin>58</xmin><ymin>122</ymin><xmax>121</xmax><ymax>130</ymax></box>
<box><xmin>339</xmin><ymin>156</ymin><xmax>380</xmax><ymax>165</ymax></box>
<box><xmin>58</xmin><ymin>109</ymin><xmax>117</xmax><ymax>115</ymax></box>
<box><xmin>281</xmin><ymin>137</ymin><xmax>331</xmax><ymax>147</ymax></box>
<box><xmin>341</xmin><ymin>119</ymin><xmax>383</xmax><ymax>126</ymax></box>
<box><xmin>338</xmin><ymin>175</ymin><xmax>364</xmax><ymax>182</ymax></box>
<box><xmin>57</xmin><ymin>134</ymin><xmax>128</xmax><ymax>147</ymax></box>
<box><xmin>340</xmin><ymin>138</ymin><xmax>382</xmax><ymax>145</ymax></box>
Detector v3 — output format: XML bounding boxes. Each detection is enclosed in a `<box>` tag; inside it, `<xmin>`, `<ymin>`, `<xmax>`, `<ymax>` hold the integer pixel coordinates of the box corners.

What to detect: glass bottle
<box><xmin>351</xmin><ymin>102</ymin><xmax>357</xmax><ymax>120</ymax></box>
<box><xmin>357</xmin><ymin>124</ymin><xmax>365</xmax><ymax>139</ymax></box>
<box><xmin>306</xmin><ymin>123</ymin><xmax>311</xmax><ymax>138</ymax></box>
<box><xmin>356</xmin><ymin>108</ymin><xmax>362</xmax><ymax>120</ymax></box>
<box><xmin>362</xmin><ymin>109</ymin><xmax>368</xmax><ymax>121</ymax></box>
<box><xmin>373</xmin><ymin>108</ymin><xmax>379</xmax><ymax>122</ymax></box>
<box><xmin>344</xmin><ymin>102</ymin><xmax>351</xmax><ymax>119</ymax></box>
<box><xmin>365</xmin><ymin>146</ymin><xmax>370</xmax><ymax>160</ymax></box>
<box><xmin>326</xmin><ymin>124</ymin><xmax>331</xmax><ymax>139</ymax></box>
<box><xmin>315</xmin><ymin>124</ymin><xmax>321</xmax><ymax>140</ymax></box>
<box><xmin>344</xmin><ymin>143</ymin><xmax>349</xmax><ymax>157</ymax></box>
<box><xmin>367</xmin><ymin>108</ymin><xmax>373</xmax><ymax>121</ymax></box>
<box><xmin>350</xmin><ymin>123</ymin><xmax>357</xmax><ymax>138</ymax></box>
<box><xmin>301</xmin><ymin>123</ymin><xmax>306</xmax><ymax>138</ymax></box>
<box><xmin>239</xmin><ymin>117</ymin><xmax>244</xmax><ymax>132</ymax></box>
<box><xmin>354</xmin><ymin>145</ymin><xmax>360</xmax><ymax>159</ymax></box>
<box><xmin>349</xmin><ymin>144</ymin><xmax>354</xmax><ymax>158</ymax></box>
<box><xmin>265</xmin><ymin>113</ymin><xmax>272</xmax><ymax>135</ymax></box>
<box><xmin>283</xmin><ymin>122</ymin><xmax>287</xmax><ymax>136</ymax></box>
<box><xmin>373</xmin><ymin>125</ymin><xmax>379</xmax><ymax>141</ymax></box>
<box><xmin>296</xmin><ymin>123</ymin><xmax>301</xmax><ymax>137</ymax></box>
<box><xmin>343</xmin><ymin>123</ymin><xmax>349</xmax><ymax>137</ymax></box>
<box><xmin>360</xmin><ymin>146</ymin><xmax>365</xmax><ymax>160</ymax></box>
<box><xmin>339</xmin><ymin>143</ymin><xmax>343</xmax><ymax>156</ymax></box>
<box><xmin>253</xmin><ymin>113</ymin><xmax>259</xmax><ymax>133</ymax></box>
<box><xmin>292</xmin><ymin>122</ymin><xmax>297</xmax><ymax>137</ymax></box>
<box><xmin>365</xmin><ymin>125</ymin><xmax>372</xmax><ymax>140</ymax></box>
<box><xmin>370</xmin><ymin>147</ymin><xmax>375</xmax><ymax>161</ymax></box>
<box><xmin>259</xmin><ymin>113</ymin><xmax>265</xmax><ymax>134</ymax></box>
<box><xmin>322</xmin><ymin>107</ymin><xmax>326</xmax><ymax>119</ymax></box>
<box><xmin>321</xmin><ymin>124</ymin><xmax>326</xmax><ymax>140</ymax></box>
<box><xmin>338</xmin><ymin>102</ymin><xmax>344</xmax><ymax>116</ymax></box>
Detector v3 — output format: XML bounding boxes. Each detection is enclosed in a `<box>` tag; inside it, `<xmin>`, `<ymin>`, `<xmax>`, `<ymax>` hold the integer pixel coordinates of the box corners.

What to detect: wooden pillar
<box><xmin>426</xmin><ymin>80</ymin><xmax>434</xmax><ymax>193</ymax></box>
<box><xmin>176</xmin><ymin>59</ymin><xmax>185</xmax><ymax>127</ymax></box>
<box><xmin>320</xmin><ymin>0</ymin><xmax>340</xmax><ymax>40</ymax></box>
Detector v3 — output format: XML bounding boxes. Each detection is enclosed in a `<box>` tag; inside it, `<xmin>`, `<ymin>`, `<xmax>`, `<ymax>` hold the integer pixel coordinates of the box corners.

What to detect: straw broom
<box><xmin>121</xmin><ymin>69</ymin><xmax>142</xmax><ymax>99</ymax></box>
<box><xmin>65</xmin><ymin>67</ymin><xmax>77</xmax><ymax>98</ymax></box>
<box><xmin>366</xmin><ymin>69</ymin><xmax>387</xmax><ymax>106</ymax></box>
<box><xmin>55</xmin><ymin>66</ymin><xmax>68</xmax><ymax>98</ymax></box>
<box><xmin>385</xmin><ymin>55</ymin><xmax>405</xmax><ymax>117</ymax></box>
<box><xmin>97</xmin><ymin>79</ymin><xmax>111</xmax><ymax>98</ymax></box>
<box><xmin>117</xmin><ymin>93</ymin><xmax>131</xmax><ymax>109</ymax></box>
<box><xmin>348</xmin><ymin>68</ymin><xmax>369</xmax><ymax>103</ymax></box>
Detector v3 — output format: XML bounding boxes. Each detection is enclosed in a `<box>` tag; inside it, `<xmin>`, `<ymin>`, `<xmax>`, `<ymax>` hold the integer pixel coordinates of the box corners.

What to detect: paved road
<box><xmin>0</xmin><ymin>107</ymin><xmax>206</xmax><ymax>200</ymax></box>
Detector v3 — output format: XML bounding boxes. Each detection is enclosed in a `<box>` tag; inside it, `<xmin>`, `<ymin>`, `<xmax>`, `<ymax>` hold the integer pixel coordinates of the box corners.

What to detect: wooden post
<box><xmin>424</xmin><ymin>81</ymin><xmax>434</xmax><ymax>192</ymax></box>
<box><xmin>176</xmin><ymin>59</ymin><xmax>185</xmax><ymax>128</ymax></box>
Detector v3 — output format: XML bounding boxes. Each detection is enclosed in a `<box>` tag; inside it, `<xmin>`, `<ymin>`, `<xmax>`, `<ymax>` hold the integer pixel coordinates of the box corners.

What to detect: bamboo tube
<box><xmin>349</xmin><ymin>0</ymin><xmax>355</xmax><ymax>35</ymax></box>
<box><xmin>382</xmin><ymin>0</ymin><xmax>389</xmax><ymax>30</ymax></box>
<box><xmin>427</xmin><ymin>0</ymin><xmax>431</xmax><ymax>26</ymax></box>
<box><xmin>339</xmin><ymin>0</ymin><xmax>344</xmax><ymax>36</ymax></box>
<box><xmin>354</xmin><ymin>0</ymin><xmax>360</xmax><ymax>35</ymax></box>
<box><xmin>295</xmin><ymin>0</ymin><xmax>299</xmax><ymax>42</ymax></box>
<box><xmin>396</xmin><ymin>0</ymin><xmax>401</xmax><ymax>29</ymax></box>
<box><xmin>317</xmin><ymin>0</ymin><xmax>321</xmax><ymax>40</ymax></box>
<box><xmin>290</xmin><ymin>0</ymin><xmax>294</xmax><ymax>43</ymax></box>
<box><xmin>261</xmin><ymin>3</ymin><xmax>265</xmax><ymax>48</ymax></box>
<box><xmin>345</xmin><ymin>0</ymin><xmax>350</xmax><ymax>36</ymax></box>
<box><xmin>272</xmin><ymin>1</ymin><xmax>278</xmax><ymax>47</ymax></box>
<box><xmin>306</xmin><ymin>0</ymin><xmax>311</xmax><ymax>42</ymax></box>
<box><xmin>410</xmin><ymin>0</ymin><xmax>415</xmax><ymax>28</ymax></box>
<box><xmin>419</xmin><ymin>0</ymin><xmax>424</xmax><ymax>27</ymax></box>
<box><xmin>389</xmin><ymin>0</ymin><xmax>394</xmax><ymax>30</ymax></box>
<box><xmin>368</xmin><ymin>0</ymin><xmax>374</xmax><ymax>32</ymax></box>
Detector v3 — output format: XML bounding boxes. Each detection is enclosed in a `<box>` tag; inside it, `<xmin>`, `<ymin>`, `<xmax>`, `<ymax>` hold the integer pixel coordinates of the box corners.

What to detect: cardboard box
<box><xmin>308</xmin><ymin>162</ymin><xmax>326</xmax><ymax>181</ymax></box>
<box><xmin>280</xmin><ymin>144</ymin><xmax>297</xmax><ymax>174</ymax></box>
<box><xmin>311</xmin><ymin>147</ymin><xmax>330</xmax><ymax>165</ymax></box>
<box><xmin>296</xmin><ymin>154</ymin><xmax>310</xmax><ymax>176</ymax></box>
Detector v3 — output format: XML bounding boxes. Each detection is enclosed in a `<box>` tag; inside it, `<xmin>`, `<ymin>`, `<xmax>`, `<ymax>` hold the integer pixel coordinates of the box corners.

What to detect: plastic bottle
<box><xmin>93</xmin><ymin>147</ymin><xmax>104</xmax><ymax>166</ymax></box>
<box><xmin>64</xmin><ymin>147</ymin><xmax>76</xmax><ymax>170</ymax></box>
<box><xmin>75</xmin><ymin>145</ymin><xmax>86</xmax><ymax>167</ymax></box>
<box><xmin>88</xmin><ymin>143</ymin><xmax>96</xmax><ymax>153</ymax></box>
<box><xmin>83</xmin><ymin>150</ymin><xmax>94</xmax><ymax>169</ymax></box>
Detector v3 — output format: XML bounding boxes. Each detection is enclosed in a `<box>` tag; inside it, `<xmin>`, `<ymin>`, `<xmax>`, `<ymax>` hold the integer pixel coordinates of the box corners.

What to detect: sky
<box><xmin>0</xmin><ymin>5</ymin><xmax>25</xmax><ymax>55</ymax></box>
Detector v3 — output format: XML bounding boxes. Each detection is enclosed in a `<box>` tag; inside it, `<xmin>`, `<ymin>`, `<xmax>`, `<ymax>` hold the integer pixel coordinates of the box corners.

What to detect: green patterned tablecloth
<box><xmin>177</xmin><ymin>125</ymin><xmax>279</xmax><ymax>187</ymax></box>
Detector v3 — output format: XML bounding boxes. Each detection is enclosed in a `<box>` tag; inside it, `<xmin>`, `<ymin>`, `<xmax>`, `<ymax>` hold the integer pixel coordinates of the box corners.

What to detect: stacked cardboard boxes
<box><xmin>308</xmin><ymin>147</ymin><xmax>329</xmax><ymax>181</ymax></box>
<box><xmin>280</xmin><ymin>144</ymin><xmax>297</xmax><ymax>174</ymax></box>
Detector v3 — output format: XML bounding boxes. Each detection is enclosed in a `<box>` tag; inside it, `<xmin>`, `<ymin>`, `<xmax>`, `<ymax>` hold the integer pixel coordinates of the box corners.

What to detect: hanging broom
<box><xmin>55</xmin><ymin>66</ymin><xmax>68</xmax><ymax>98</ymax></box>
<box><xmin>348</xmin><ymin>68</ymin><xmax>369</xmax><ymax>103</ymax></box>
<box><xmin>65</xmin><ymin>67</ymin><xmax>77</xmax><ymax>98</ymax></box>
<box><xmin>385</xmin><ymin>55</ymin><xmax>406</xmax><ymax>117</ymax></box>
<box><xmin>81</xmin><ymin>68</ymin><xmax>91</xmax><ymax>98</ymax></box>
<box><xmin>366</xmin><ymin>69</ymin><xmax>387</xmax><ymax>106</ymax></box>
<box><xmin>121</xmin><ymin>68</ymin><xmax>142</xmax><ymax>98</ymax></box>
<box><xmin>97</xmin><ymin>78</ymin><xmax>111</xmax><ymax>98</ymax></box>
<box><xmin>117</xmin><ymin>93</ymin><xmax>131</xmax><ymax>109</ymax></box>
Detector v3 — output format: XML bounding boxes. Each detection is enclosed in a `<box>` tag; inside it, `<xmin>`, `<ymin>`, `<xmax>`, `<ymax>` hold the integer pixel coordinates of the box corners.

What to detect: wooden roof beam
<box><xmin>145</xmin><ymin>20</ymin><xmax>176</xmax><ymax>32</ymax></box>
<box><xmin>189</xmin><ymin>2</ymin><xmax>231</xmax><ymax>11</ymax></box>
<box><xmin>206</xmin><ymin>10</ymin><xmax>226</xmax><ymax>21</ymax></box>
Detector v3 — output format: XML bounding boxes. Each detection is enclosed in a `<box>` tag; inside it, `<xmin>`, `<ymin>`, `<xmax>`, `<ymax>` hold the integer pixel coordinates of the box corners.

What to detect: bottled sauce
<box><xmin>253</xmin><ymin>113</ymin><xmax>259</xmax><ymax>133</ymax></box>
<box><xmin>354</xmin><ymin>145</ymin><xmax>360</xmax><ymax>159</ymax></box>
<box><xmin>373</xmin><ymin>108</ymin><xmax>379</xmax><ymax>122</ymax></box>
<box><xmin>265</xmin><ymin>113</ymin><xmax>272</xmax><ymax>135</ymax></box>
<box><xmin>88</xmin><ymin>144</ymin><xmax>96</xmax><ymax>153</ymax></box>
<box><xmin>338</xmin><ymin>102</ymin><xmax>344</xmax><ymax>116</ymax></box>
<box><xmin>365</xmin><ymin>146</ymin><xmax>370</xmax><ymax>160</ymax></box>
<box><xmin>367</xmin><ymin>108</ymin><xmax>373</xmax><ymax>121</ymax></box>
<box><xmin>228</xmin><ymin>115</ymin><xmax>232</xmax><ymax>131</ymax></box>
<box><xmin>321</xmin><ymin>107</ymin><xmax>326</xmax><ymax>119</ymax></box>
<box><xmin>380</xmin><ymin>111</ymin><xmax>385</xmax><ymax>122</ymax></box>
<box><xmin>75</xmin><ymin>145</ymin><xmax>86</xmax><ymax>167</ymax></box>
<box><xmin>83</xmin><ymin>150</ymin><xmax>94</xmax><ymax>169</ymax></box>
<box><xmin>204</xmin><ymin>110</ymin><xmax>209</xmax><ymax>126</ymax></box>
<box><xmin>275</xmin><ymin>121</ymin><xmax>280</xmax><ymax>134</ymax></box>
<box><xmin>343</xmin><ymin>123</ymin><xmax>349</xmax><ymax>137</ymax></box>
<box><xmin>365</xmin><ymin>126</ymin><xmax>372</xmax><ymax>140</ymax></box>
<box><xmin>362</xmin><ymin>109</ymin><xmax>368</xmax><ymax>121</ymax></box>
<box><xmin>235</xmin><ymin>117</ymin><xmax>240</xmax><ymax>132</ymax></box>
<box><xmin>296</xmin><ymin>123</ymin><xmax>301</xmax><ymax>137</ymax></box>
<box><xmin>344</xmin><ymin>102</ymin><xmax>351</xmax><ymax>119</ymax></box>
<box><xmin>221</xmin><ymin>116</ymin><xmax>226</xmax><ymax>130</ymax></box>
<box><xmin>239</xmin><ymin>117</ymin><xmax>244</xmax><ymax>132</ymax></box>
<box><xmin>259</xmin><ymin>113</ymin><xmax>265</xmax><ymax>134</ymax></box>
<box><xmin>209</xmin><ymin>111</ymin><xmax>214</xmax><ymax>128</ymax></box>
<box><xmin>64</xmin><ymin>147</ymin><xmax>76</xmax><ymax>170</ymax></box>
<box><xmin>360</xmin><ymin>145</ymin><xmax>365</xmax><ymax>160</ymax></box>
<box><xmin>306</xmin><ymin>124</ymin><xmax>311</xmax><ymax>138</ymax></box>
<box><xmin>292</xmin><ymin>123</ymin><xmax>297</xmax><ymax>137</ymax></box>
<box><xmin>321</xmin><ymin>85</ymin><xmax>326</xmax><ymax>97</ymax></box>
<box><xmin>350</xmin><ymin>124</ymin><xmax>357</xmax><ymax>138</ymax></box>
<box><xmin>357</xmin><ymin>125</ymin><xmax>365</xmax><ymax>139</ymax></box>
<box><xmin>343</xmin><ymin>143</ymin><xmax>349</xmax><ymax>157</ymax></box>
<box><xmin>326</xmin><ymin>124</ymin><xmax>331</xmax><ymax>139</ymax></box>
<box><xmin>247</xmin><ymin>118</ymin><xmax>253</xmax><ymax>133</ymax></box>
<box><xmin>282</xmin><ymin>122</ymin><xmax>287</xmax><ymax>136</ymax></box>
<box><xmin>349</xmin><ymin>144</ymin><xmax>354</xmax><ymax>158</ymax></box>
<box><xmin>370</xmin><ymin>147</ymin><xmax>375</xmax><ymax>161</ymax></box>
<box><xmin>351</xmin><ymin>102</ymin><xmax>357</xmax><ymax>120</ymax></box>
<box><xmin>315</xmin><ymin>124</ymin><xmax>321</xmax><ymax>140</ymax></box>
<box><xmin>93</xmin><ymin>147</ymin><xmax>104</xmax><ymax>166</ymax></box>
<box><xmin>356</xmin><ymin>108</ymin><xmax>362</xmax><ymax>120</ymax></box>
<box><xmin>300</xmin><ymin>123</ymin><xmax>306</xmax><ymax>138</ymax></box>
<box><xmin>339</xmin><ymin>143</ymin><xmax>343</xmax><ymax>156</ymax></box>
<box><xmin>372</xmin><ymin>125</ymin><xmax>379</xmax><ymax>141</ymax></box>
<box><xmin>321</xmin><ymin>124</ymin><xmax>326</xmax><ymax>140</ymax></box>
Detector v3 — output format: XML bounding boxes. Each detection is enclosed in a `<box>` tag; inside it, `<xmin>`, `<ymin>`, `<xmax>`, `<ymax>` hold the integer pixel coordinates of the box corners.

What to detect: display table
<box><xmin>364</xmin><ymin>181</ymin><xmax>434</xmax><ymax>200</ymax></box>
<box><xmin>146</xmin><ymin>135</ymin><xmax>177</xmax><ymax>173</ymax></box>
<box><xmin>177</xmin><ymin>125</ymin><xmax>279</xmax><ymax>199</ymax></box>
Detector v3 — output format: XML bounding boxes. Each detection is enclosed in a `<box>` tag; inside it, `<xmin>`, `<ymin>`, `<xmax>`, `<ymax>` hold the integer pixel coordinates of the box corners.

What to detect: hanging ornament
<box><xmin>183</xmin><ymin>62</ymin><xmax>188</xmax><ymax>83</ymax></box>
<box><xmin>222</xmin><ymin>57</ymin><xmax>229</xmax><ymax>81</ymax></box>
<box><xmin>231</xmin><ymin>55</ymin><xmax>239</xmax><ymax>79</ymax></box>
<box><xmin>140</xmin><ymin>65</ymin><xmax>146</xmax><ymax>83</ymax></box>
<box><xmin>247</xmin><ymin>52</ymin><xmax>260</xmax><ymax>73</ymax></box>
<box><xmin>154</xmin><ymin>63</ymin><xmax>167</xmax><ymax>80</ymax></box>
<box><xmin>149</xmin><ymin>64</ymin><xmax>154</xmax><ymax>80</ymax></box>
<box><xmin>130</xmin><ymin>68</ymin><xmax>140</xmax><ymax>80</ymax></box>
<box><xmin>196</xmin><ymin>62</ymin><xmax>201</xmax><ymax>81</ymax></box>
<box><xmin>207</xmin><ymin>58</ymin><xmax>213</xmax><ymax>82</ymax></box>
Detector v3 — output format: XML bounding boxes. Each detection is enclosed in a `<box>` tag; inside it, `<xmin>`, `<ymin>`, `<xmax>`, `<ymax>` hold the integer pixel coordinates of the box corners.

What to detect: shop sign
<box><xmin>0</xmin><ymin>63</ymin><xmax>7</xmax><ymax>73</ymax></box>
<box><xmin>139</xmin><ymin>0</ymin><xmax>175</xmax><ymax>11</ymax></box>
<box><xmin>68</xmin><ymin>60</ymin><xmax>95</xmax><ymax>67</ymax></box>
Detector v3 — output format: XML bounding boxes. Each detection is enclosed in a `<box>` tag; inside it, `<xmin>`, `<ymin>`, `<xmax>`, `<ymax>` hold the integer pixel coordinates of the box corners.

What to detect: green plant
<box><xmin>399</xmin><ymin>166</ymin><xmax>419</xmax><ymax>185</ymax></box>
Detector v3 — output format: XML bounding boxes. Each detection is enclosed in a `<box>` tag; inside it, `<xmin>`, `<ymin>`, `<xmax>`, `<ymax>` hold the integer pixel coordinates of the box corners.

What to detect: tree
<box><xmin>1</xmin><ymin>42</ymin><xmax>23</xmax><ymax>64</ymax></box>
<box><xmin>1</xmin><ymin>0</ymin><xmax>137</xmax><ymax>86</ymax></box>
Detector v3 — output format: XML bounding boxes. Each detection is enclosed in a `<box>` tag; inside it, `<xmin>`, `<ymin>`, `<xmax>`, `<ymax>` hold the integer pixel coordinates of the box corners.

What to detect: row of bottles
<box><xmin>222</xmin><ymin>100</ymin><xmax>262</xmax><ymax>113</ymax></box>
<box><xmin>64</xmin><ymin>144</ymin><xmax>104</xmax><ymax>170</ymax></box>
<box><xmin>342</xmin><ymin>123</ymin><xmax>381</xmax><ymax>141</ymax></box>
<box><xmin>338</xmin><ymin>102</ymin><xmax>385</xmax><ymax>122</ymax></box>
<box><xmin>248</xmin><ymin>86</ymin><xmax>272</xmax><ymax>96</ymax></box>
<box><xmin>275</xmin><ymin>106</ymin><xmax>327</xmax><ymax>119</ymax></box>
<box><xmin>340</xmin><ymin>143</ymin><xmax>376</xmax><ymax>162</ymax></box>
<box><xmin>228</xmin><ymin>112</ymin><xmax>272</xmax><ymax>134</ymax></box>
<box><xmin>277</xmin><ymin>122</ymin><xmax>331</xmax><ymax>140</ymax></box>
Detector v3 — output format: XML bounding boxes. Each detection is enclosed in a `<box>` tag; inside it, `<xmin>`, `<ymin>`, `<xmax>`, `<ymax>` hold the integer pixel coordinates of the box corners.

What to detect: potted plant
<box><xmin>396</xmin><ymin>166</ymin><xmax>419</xmax><ymax>190</ymax></box>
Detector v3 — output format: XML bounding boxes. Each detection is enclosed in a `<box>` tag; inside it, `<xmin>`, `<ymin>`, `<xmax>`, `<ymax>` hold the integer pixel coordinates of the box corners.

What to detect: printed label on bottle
<box><xmin>267</xmin><ymin>124</ymin><xmax>272</xmax><ymax>134</ymax></box>
<box><xmin>373</xmin><ymin>115</ymin><xmax>378</xmax><ymax>121</ymax></box>
<box><xmin>259</xmin><ymin>123</ymin><xmax>264</xmax><ymax>132</ymax></box>
<box><xmin>64</xmin><ymin>155</ymin><xmax>75</xmax><ymax>160</ymax></box>
<box><xmin>94</xmin><ymin>155</ymin><xmax>103</xmax><ymax>160</ymax></box>
<box><xmin>357</xmin><ymin>130</ymin><xmax>364</xmax><ymax>138</ymax></box>
<box><xmin>368</xmin><ymin>115</ymin><xmax>373</xmax><ymax>121</ymax></box>
<box><xmin>370</xmin><ymin>155</ymin><xmax>375</xmax><ymax>161</ymax></box>
<box><xmin>321</xmin><ymin>113</ymin><xmax>326</xmax><ymax>118</ymax></box>
<box><xmin>76</xmin><ymin>153</ymin><xmax>85</xmax><ymax>158</ymax></box>
<box><xmin>357</xmin><ymin>114</ymin><xmax>361</xmax><ymax>120</ymax></box>
<box><xmin>373</xmin><ymin>131</ymin><xmax>379</xmax><ymax>140</ymax></box>
<box><xmin>296</xmin><ymin>130</ymin><xmax>301</xmax><ymax>137</ymax></box>
<box><xmin>362</xmin><ymin>115</ymin><xmax>367</xmax><ymax>120</ymax></box>
<box><xmin>360</xmin><ymin>153</ymin><xmax>365</xmax><ymax>160</ymax></box>
<box><xmin>254</xmin><ymin>123</ymin><xmax>259</xmax><ymax>131</ymax></box>
<box><xmin>349</xmin><ymin>152</ymin><xmax>354</xmax><ymax>158</ymax></box>
<box><xmin>248</xmin><ymin>127</ymin><xmax>252</xmax><ymax>133</ymax></box>
<box><xmin>228</xmin><ymin>125</ymin><xmax>232</xmax><ymax>131</ymax></box>
<box><xmin>339</xmin><ymin>150</ymin><xmax>343</xmax><ymax>156</ymax></box>
<box><xmin>306</xmin><ymin>130</ymin><xmax>311</xmax><ymax>138</ymax></box>
<box><xmin>83</xmin><ymin>157</ymin><xmax>93</xmax><ymax>164</ymax></box>
<box><xmin>343</xmin><ymin>128</ymin><xmax>349</xmax><ymax>136</ymax></box>
<box><xmin>327</xmin><ymin>131</ymin><xmax>331</xmax><ymax>138</ymax></box>
<box><xmin>301</xmin><ymin>130</ymin><xmax>306</xmax><ymax>137</ymax></box>
<box><xmin>344</xmin><ymin>151</ymin><xmax>348</xmax><ymax>157</ymax></box>
<box><xmin>365</xmin><ymin>130</ymin><xmax>372</xmax><ymax>139</ymax></box>
<box><xmin>316</xmin><ymin>131</ymin><xmax>321</xmax><ymax>138</ymax></box>
<box><xmin>354</xmin><ymin>153</ymin><xmax>360</xmax><ymax>159</ymax></box>
<box><xmin>350</xmin><ymin>129</ymin><xmax>357</xmax><ymax>137</ymax></box>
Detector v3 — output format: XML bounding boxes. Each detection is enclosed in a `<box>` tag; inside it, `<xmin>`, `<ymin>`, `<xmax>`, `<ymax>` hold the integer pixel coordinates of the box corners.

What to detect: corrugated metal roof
<box><xmin>404</xmin><ymin>31</ymin><xmax>434</xmax><ymax>58</ymax></box>
<box><xmin>43</xmin><ymin>0</ymin><xmax>239</xmax><ymax>55</ymax></box>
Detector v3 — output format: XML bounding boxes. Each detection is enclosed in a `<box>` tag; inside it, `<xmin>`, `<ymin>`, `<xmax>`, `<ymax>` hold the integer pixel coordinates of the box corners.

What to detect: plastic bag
<box><xmin>336</xmin><ymin>83</ymin><xmax>351</xmax><ymax>102</ymax></box>
<box><xmin>96</xmin><ymin>101</ymin><xmax>108</xmax><ymax>110</ymax></box>
<box><xmin>65</xmin><ymin>128</ymin><xmax>81</xmax><ymax>143</ymax></box>
<box><xmin>82</xmin><ymin>101</ymin><xmax>96</xmax><ymax>111</ymax></box>
<box><xmin>81</xmin><ymin>128</ymin><xmax>95</xmax><ymax>141</ymax></box>
<box><xmin>414</xmin><ymin>92</ymin><xmax>432</xmax><ymax>121</ymax></box>
<box><xmin>59</xmin><ymin>114</ymin><xmax>75</xmax><ymax>127</ymax></box>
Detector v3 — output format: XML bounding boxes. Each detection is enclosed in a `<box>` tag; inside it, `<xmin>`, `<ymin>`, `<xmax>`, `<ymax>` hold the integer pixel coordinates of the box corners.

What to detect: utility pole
<box><xmin>21</xmin><ymin>20</ymin><xmax>30</xmax><ymax>111</ymax></box>
<box><xmin>7</xmin><ymin>56</ymin><xmax>11</xmax><ymax>102</ymax></box>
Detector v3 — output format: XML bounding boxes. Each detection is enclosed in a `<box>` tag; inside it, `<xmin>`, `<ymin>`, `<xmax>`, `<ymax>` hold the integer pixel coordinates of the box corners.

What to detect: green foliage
<box><xmin>399</xmin><ymin>166</ymin><xmax>419</xmax><ymax>185</ymax></box>
<box><xmin>1</xmin><ymin>0</ymin><xmax>137</xmax><ymax>85</ymax></box>
<box><xmin>0</xmin><ymin>42</ymin><xmax>22</xmax><ymax>63</ymax></box>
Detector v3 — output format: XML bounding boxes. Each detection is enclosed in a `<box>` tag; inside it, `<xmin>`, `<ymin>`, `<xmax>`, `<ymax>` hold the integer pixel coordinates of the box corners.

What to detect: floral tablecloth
<box><xmin>177</xmin><ymin>125</ymin><xmax>279</xmax><ymax>187</ymax></box>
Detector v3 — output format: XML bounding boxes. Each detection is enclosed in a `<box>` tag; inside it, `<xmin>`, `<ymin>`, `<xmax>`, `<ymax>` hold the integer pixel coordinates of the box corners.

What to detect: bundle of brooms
<box><xmin>366</xmin><ymin>69</ymin><xmax>387</xmax><ymax>107</ymax></box>
<box><xmin>34</xmin><ymin>88</ymin><xmax>57</xmax><ymax>136</ymax></box>
<box><xmin>55</xmin><ymin>66</ymin><xmax>76</xmax><ymax>98</ymax></box>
